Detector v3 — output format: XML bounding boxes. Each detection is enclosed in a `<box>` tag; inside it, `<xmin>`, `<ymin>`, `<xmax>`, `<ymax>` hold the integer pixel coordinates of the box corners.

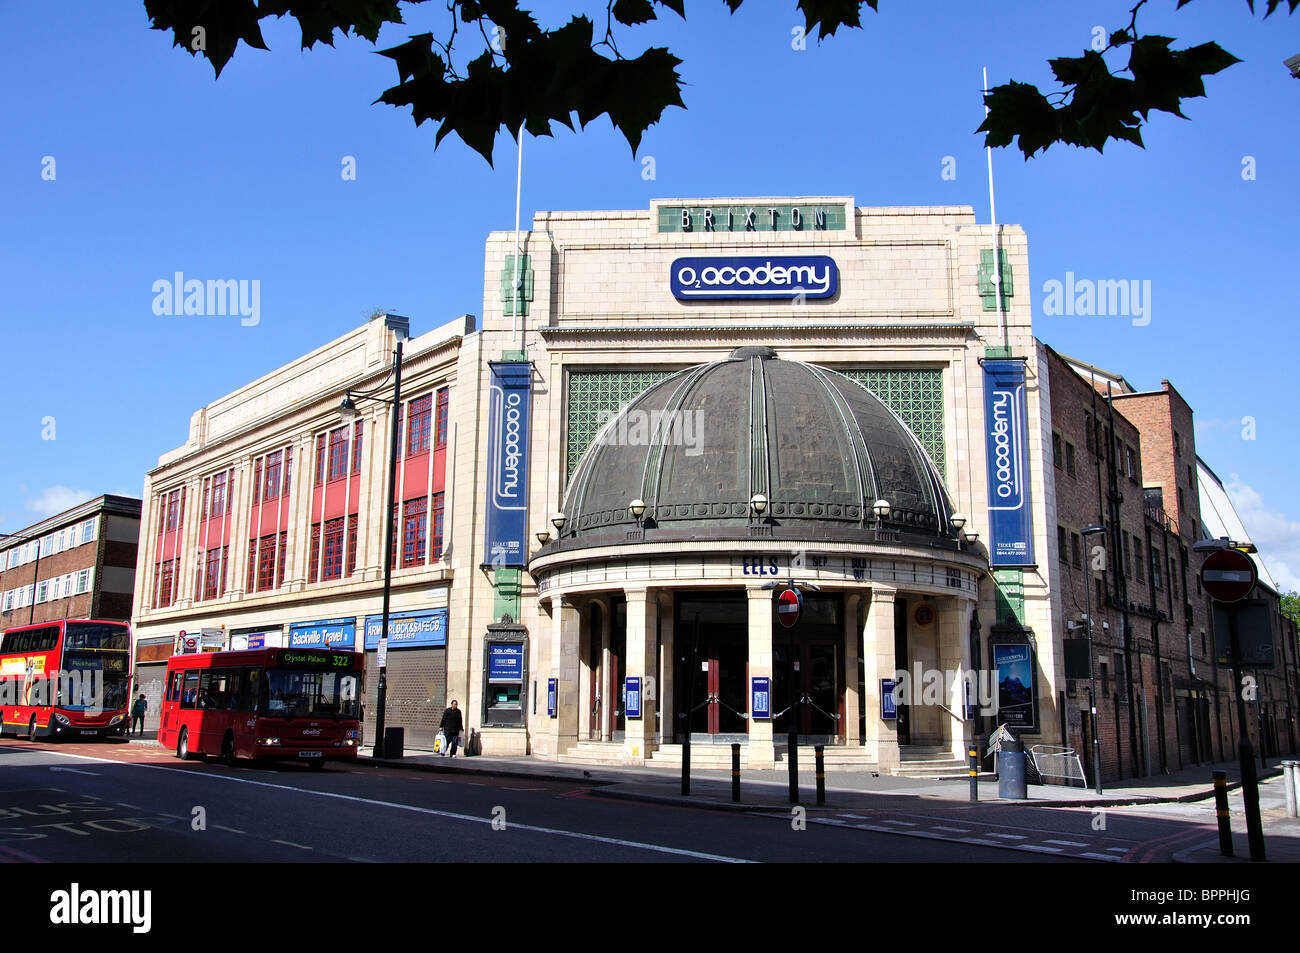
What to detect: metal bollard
<box><xmin>731</xmin><ymin>743</ymin><xmax>741</xmax><ymax>803</ymax></box>
<box><xmin>1213</xmin><ymin>770</ymin><xmax>1234</xmax><ymax>857</ymax></box>
<box><xmin>815</xmin><ymin>745</ymin><xmax>826</xmax><ymax>806</ymax></box>
<box><xmin>1285</xmin><ymin>761</ymin><xmax>1299</xmax><ymax>819</ymax></box>
<box><xmin>788</xmin><ymin>727</ymin><xmax>799</xmax><ymax>805</ymax></box>
<box><xmin>969</xmin><ymin>743</ymin><xmax>979</xmax><ymax>803</ymax></box>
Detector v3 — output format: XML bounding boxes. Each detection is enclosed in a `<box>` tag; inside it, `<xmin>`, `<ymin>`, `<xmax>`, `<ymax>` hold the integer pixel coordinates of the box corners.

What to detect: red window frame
<box><xmin>407</xmin><ymin>395</ymin><xmax>432</xmax><ymax>456</ymax></box>
<box><xmin>432</xmin><ymin>492</ymin><xmax>445</xmax><ymax>560</ymax></box>
<box><xmin>322</xmin><ymin>519</ymin><xmax>345</xmax><ymax>580</ymax></box>
<box><xmin>262</xmin><ymin>451</ymin><xmax>283</xmax><ymax>502</ymax></box>
<box><xmin>308</xmin><ymin>523</ymin><xmax>322</xmax><ymax>584</ymax></box>
<box><xmin>435</xmin><ymin>388</ymin><xmax>449</xmax><ymax>448</ymax></box>
<box><xmin>315</xmin><ymin>434</ymin><xmax>327</xmax><ymax>486</ymax></box>
<box><xmin>347</xmin><ymin>515</ymin><xmax>358</xmax><ymax>576</ymax></box>
<box><xmin>352</xmin><ymin>421</ymin><xmax>364</xmax><ymax>475</ymax></box>
<box><xmin>328</xmin><ymin>427</ymin><xmax>348</xmax><ymax>481</ymax></box>
<box><xmin>402</xmin><ymin>497</ymin><xmax>427</xmax><ymax>568</ymax></box>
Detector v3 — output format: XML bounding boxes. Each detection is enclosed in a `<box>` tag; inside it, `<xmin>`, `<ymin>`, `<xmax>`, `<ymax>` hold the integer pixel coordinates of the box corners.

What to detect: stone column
<box><xmin>657</xmin><ymin>592</ymin><xmax>674</xmax><ymax>744</ymax></box>
<box><xmin>862</xmin><ymin>586</ymin><xmax>900</xmax><ymax>771</ymax></box>
<box><xmin>540</xmin><ymin>594</ymin><xmax>580</xmax><ymax>757</ymax></box>
<box><xmin>843</xmin><ymin>592</ymin><xmax>862</xmax><ymax>745</ymax></box>
<box><xmin>747</xmin><ymin>586</ymin><xmax>776</xmax><ymax>768</ymax></box>
<box><xmin>578</xmin><ymin>601</ymin><xmax>592</xmax><ymax>742</ymax></box>
<box><xmin>938</xmin><ymin>597</ymin><xmax>974</xmax><ymax>760</ymax></box>
<box><xmin>623</xmin><ymin>587</ymin><xmax>659</xmax><ymax>762</ymax></box>
<box><xmin>599</xmin><ymin>600</ymin><xmax>612</xmax><ymax>741</ymax></box>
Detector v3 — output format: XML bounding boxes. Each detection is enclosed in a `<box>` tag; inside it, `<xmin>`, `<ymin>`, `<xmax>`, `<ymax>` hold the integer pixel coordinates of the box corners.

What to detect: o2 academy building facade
<box><xmin>132</xmin><ymin>196</ymin><xmax>1066</xmax><ymax>771</ymax></box>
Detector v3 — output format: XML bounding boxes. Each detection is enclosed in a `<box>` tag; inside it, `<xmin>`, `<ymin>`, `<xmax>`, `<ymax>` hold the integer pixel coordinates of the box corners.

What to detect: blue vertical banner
<box><xmin>982</xmin><ymin>359</ymin><xmax>1035</xmax><ymax>566</ymax></box>
<box><xmin>624</xmin><ymin>677</ymin><xmax>642</xmax><ymax>719</ymax></box>
<box><xmin>485</xmin><ymin>361</ymin><xmax>532</xmax><ymax>567</ymax></box>
<box><xmin>547</xmin><ymin>677</ymin><xmax>557</xmax><ymax>718</ymax></box>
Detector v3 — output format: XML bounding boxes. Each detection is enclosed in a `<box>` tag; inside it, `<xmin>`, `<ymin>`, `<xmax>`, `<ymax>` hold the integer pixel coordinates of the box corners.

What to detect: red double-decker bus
<box><xmin>159</xmin><ymin>647</ymin><xmax>363</xmax><ymax>768</ymax></box>
<box><xmin>0</xmin><ymin>619</ymin><xmax>132</xmax><ymax>740</ymax></box>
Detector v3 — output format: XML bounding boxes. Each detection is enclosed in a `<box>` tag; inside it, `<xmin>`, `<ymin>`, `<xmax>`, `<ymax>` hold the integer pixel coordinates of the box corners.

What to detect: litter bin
<box><xmin>998</xmin><ymin>736</ymin><xmax>1027</xmax><ymax>800</ymax></box>
<box><xmin>383</xmin><ymin>727</ymin><xmax>405</xmax><ymax>760</ymax></box>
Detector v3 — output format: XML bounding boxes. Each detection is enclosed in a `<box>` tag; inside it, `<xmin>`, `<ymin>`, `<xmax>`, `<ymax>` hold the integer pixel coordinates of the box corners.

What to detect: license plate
<box><xmin>297</xmin><ymin>751</ymin><xmax>322</xmax><ymax>758</ymax></box>
<box><xmin>81</xmin><ymin>729</ymin><xmax>100</xmax><ymax>736</ymax></box>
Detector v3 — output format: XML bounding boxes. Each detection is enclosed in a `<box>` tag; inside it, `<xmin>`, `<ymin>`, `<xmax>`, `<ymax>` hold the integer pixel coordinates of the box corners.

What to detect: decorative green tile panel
<box><xmin>658</xmin><ymin>204</ymin><xmax>845</xmax><ymax>233</ymax></box>
<box><xmin>838</xmin><ymin>368</ymin><xmax>946</xmax><ymax>477</ymax></box>
<box><xmin>565</xmin><ymin>366</ymin><xmax>947</xmax><ymax>482</ymax></box>
<box><xmin>565</xmin><ymin>369</ymin><xmax>676</xmax><ymax>479</ymax></box>
<box><xmin>493</xmin><ymin>568</ymin><xmax>521</xmax><ymax>622</ymax></box>
<box><xmin>500</xmin><ymin>254</ymin><xmax>533</xmax><ymax>317</ymax></box>
<box><xmin>992</xmin><ymin>568</ymin><xmax>1025</xmax><ymax>627</ymax></box>
<box><xmin>978</xmin><ymin>248</ymin><xmax>1013</xmax><ymax>312</ymax></box>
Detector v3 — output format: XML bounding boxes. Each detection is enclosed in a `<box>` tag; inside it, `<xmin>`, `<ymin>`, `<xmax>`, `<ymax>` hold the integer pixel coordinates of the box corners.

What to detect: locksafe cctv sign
<box><xmin>670</xmin><ymin>256</ymin><xmax>838</xmax><ymax>301</ymax></box>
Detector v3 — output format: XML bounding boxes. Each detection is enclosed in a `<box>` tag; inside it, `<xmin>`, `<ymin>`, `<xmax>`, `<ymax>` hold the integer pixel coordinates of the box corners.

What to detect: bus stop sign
<box><xmin>1200</xmin><ymin>548</ymin><xmax>1257</xmax><ymax>603</ymax></box>
<box><xmin>776</xmin><ymin>588</ymin><xmax>802</xmax><ymax>628</ymax></box>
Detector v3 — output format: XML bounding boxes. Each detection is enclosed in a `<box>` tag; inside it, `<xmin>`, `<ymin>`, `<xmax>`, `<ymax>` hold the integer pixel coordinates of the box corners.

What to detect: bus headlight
<box><xmin>255</xmin><ymin>737</ymin><xmax>281</xmax><ymax>746</ymax></box>
<box><xmin>53</xmin><ymin>713</ymin><xmax>71</xmax><ymax>726</ymax></box>
<box><xmin>344</xmin><ymin>730</ymin><xmax>360</xmax><ymax>739</ymax></box>
<box><xmin>108</xmin><ymin>714</ymin><xmax>125</xmax><ymax>725</ymax></box>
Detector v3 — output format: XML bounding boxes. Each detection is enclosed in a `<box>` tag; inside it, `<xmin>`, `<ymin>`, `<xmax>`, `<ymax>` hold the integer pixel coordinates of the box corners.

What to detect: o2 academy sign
<box><xmin>671</xmin><ymin>256</ymin><xmax>838</xmax><ymax>300</ymax></box>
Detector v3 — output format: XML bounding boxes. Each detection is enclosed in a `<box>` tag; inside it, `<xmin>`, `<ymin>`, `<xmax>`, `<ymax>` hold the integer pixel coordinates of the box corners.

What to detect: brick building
<box><xmin>0</xmin><ymin>495</ymin><xmax>142</xmax><ymax>627</ymax></box>
<box><xmin>1045</xmin><ymin>350</ymin><xmax>1297</xmax><ymax>783</ymax></box>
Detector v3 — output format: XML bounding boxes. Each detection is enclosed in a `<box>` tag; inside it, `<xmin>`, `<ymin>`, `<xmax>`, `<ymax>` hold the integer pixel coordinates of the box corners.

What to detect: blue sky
<box><xmin>2</xmin><ymin>1</ymin><xmax>1296</xmax><ymax>585</ymax></box>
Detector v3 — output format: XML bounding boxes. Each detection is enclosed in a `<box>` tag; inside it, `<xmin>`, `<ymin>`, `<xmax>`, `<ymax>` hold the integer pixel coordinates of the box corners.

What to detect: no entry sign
<box><xmin>776</xmin><ymin>588</ymin><xmax>803</xmax><ymax>628</ymax></box>
<box><xmin>1200</xmin><ymin>548</ymin><xmax>1257</xmax><ymax>603</ymax></box>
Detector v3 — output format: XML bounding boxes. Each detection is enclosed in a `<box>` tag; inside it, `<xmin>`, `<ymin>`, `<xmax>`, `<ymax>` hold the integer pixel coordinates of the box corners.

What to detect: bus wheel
<box><xmin>177</xmin><ymin>728</ymin><xmax>193</xmax><ymax>761</ymax></box>
<box><xmin>27</xmin><ymin>717</ymin><xmax>37</xmax><ymax>742</ymax></box>
<box><xmin>221</xmin><ymin>733</ymin><xmax>237</xmax><ymax>767</ymax></box>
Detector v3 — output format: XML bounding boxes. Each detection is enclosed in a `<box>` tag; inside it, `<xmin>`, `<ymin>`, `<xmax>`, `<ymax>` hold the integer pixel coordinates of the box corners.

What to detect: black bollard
<box><xmin>969</xmin><ymin>743</ymin><xmax>979</xmax><ymax>803</ymax></box>
<box><xmin>788</xmin><ymin>726</ymin><xmax>799</xmax><ymax>805</ymax></box>
<box><xmin>815</xmin><ymin>745</ymin><xmax>826</xmax><ymax>806</ymax></box>
<box><xmin>681</xmin><ymin>732</ymin><xmax>691</xmax><ymax>797</ymax></box>
<box><xmin>731</xmin><ymin>743</ymin><xmax>741</xmax><ymax>803</ymax></box>
<box><xmin>1213</xmin><ymin>770</ymin><xmax>1234</xmax><ymax>857</ymax></box>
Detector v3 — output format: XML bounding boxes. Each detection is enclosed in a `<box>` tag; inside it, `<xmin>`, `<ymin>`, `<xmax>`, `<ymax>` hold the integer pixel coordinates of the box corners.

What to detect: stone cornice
<box><xmin>538</xmin><ymin>321</ymin><xmax>976</xmax><ymax>348</ymax></box>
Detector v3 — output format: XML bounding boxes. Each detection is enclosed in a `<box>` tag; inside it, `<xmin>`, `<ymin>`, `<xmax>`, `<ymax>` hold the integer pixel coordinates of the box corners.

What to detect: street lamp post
<box><xmin>338</xmin><ymin>314</ymin><xmax>409</xmax><ymax>760</ymax></box>
<box><xmin>0</xmin><ymin>532</ymin><xmax>40</xmax><ymax>626</ymax></box>
<box><xmin>1082</xmin><ymin>523</ymin><xmax>1106</xmax><ymax>794</ymax></box>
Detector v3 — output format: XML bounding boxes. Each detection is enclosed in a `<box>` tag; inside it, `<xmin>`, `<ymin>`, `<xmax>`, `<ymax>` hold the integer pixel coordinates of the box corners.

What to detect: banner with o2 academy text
<box><xmin>983</xmin><ymin>359</ymin><xmax>1035</xmax><ymax>567</ymax></box>
<box><xmin>485</xmin><ymin>362</ymin><xmax>532</xmax><ymax>568</ymax></box>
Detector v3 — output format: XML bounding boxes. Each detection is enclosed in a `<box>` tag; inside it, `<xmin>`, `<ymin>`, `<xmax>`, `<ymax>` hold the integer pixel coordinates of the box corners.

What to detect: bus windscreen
<box><xmin>263</xmin><ymin>669</ymin><xmax>360</xmax><ymax>719</ymax></box>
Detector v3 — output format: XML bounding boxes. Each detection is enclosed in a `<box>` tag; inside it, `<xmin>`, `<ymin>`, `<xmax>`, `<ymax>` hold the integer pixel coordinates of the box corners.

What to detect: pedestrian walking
<box><xmin>131</xmin><ymin>693</ymin><xmax>148</xmax><ymax>736</ymax></box>
<box><xmin>439</xmin><ymin>699</ymin><xmax>463</xmax><ymax>758</ymax></box>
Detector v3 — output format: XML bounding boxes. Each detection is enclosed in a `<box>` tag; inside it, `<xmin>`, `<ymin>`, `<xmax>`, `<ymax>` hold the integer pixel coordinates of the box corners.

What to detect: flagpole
<box><xmin>983</xmin><ymin>67</ymin><xmax>1008</xmax><ymax>350</ymax></box>
<box><xmin>512</xmin><ymin>122</ymin><xmax>525</xmax><ymax>353</ymax></box>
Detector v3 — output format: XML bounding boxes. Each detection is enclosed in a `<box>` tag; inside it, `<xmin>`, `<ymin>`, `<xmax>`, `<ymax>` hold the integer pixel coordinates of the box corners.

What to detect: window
<box><xmin>407</xmin><ymin>395</ymin><xmax>433</xmax><ymax>456</ymax></box>
<box><xmin>1096</xmin><ymin>578</ymin><xmax>1103</xmax><ymax>607</ymax></box>
<box><xmin>1178</xmin><ymin>487</ymin><xmax>1185</xmax><ymax>513</ymax></box>
<box><xmin>1071</xmin><ymin>533</ymin><xmax>1081</xmax><ymax>569</ymax></box>
<box><xmin>75</xmin><ymin>569</ymin><xmax>91</xmax><ymax>595</ymax></box>
<box><xmin>347</xmin><ymin>515</ymin><xmax>359</xmax><ymax>576</ymax></box>
<box><xmin>246</xmin><ymin>539</ymin><xmax>258</xmax><ymax>593</ymax></box>
<box><xmin>1135</xmin><ymin>537</ymin><xmax>1144</xmax><ymax>583</ymax></box>
<box><xmin>1126</xmin><ymin>447</ymin><xmax>1135</xmax><ymax>480</ymax></box>
<box><xmin>155</xmin><ymin>558</ymin><xmax>177</xmax><ymax>609</ymax></box>
<box><xmin>1170</xmin><ymin>557</ymin><xmax>1179</xmax><ymax>599</ymax></box>
<box><xmin>315</xmin><ymin>433</ymin><xmax>327</xmax><ymax>485</ymax></box>
<box><xmin>435</xmin><ymin>388</ymin><xmax>449</xmax><ymax>448</ymax></box>
<box><xmin>352</xmin><ymin>421</ymin><xmax>364</xmax><ymax>475</ymax></box>
<box><xmin>432</xmin><ymin>492</ymin><xmax>445</xmax><ymax>560</ymax></box>
<box><xmin>207</xmin><ymin>471</ymin><xmax>228</xmax><ymax>519</ymax></box>
<box><xmin>1186</xmin><ymin>463</ymin><xmax>1193</xmax><ymax>487</ymax></box>
<box><xmin>402</xmin><ymin>498</ymin><xmax>427</xmax><ymax>568</ymax></box>
<box><xmin>252</xmin><ymin>458</ymin><xmax>263</xmax><ymax>503</ymax></box>
<box><xmin>1058</xmin><ymin>526</ymin><xmax>1068</xmax><ymax>566</ymax></box>
<box><xmin>1122</xmin><ymin>533</ymin><xmax>1132</xmax><ymax>579</ymax></box>
<box><xmin>256</xmin><ymin>533</ymin><xmax>280</xmax><ymax>591</ymax></box>
<box><xmin>82</xmin><ymin>518</ymin><xmax>95</xmax><ymax>544</ymax></box>
<box><xmin>262</xmin><ymin>451</ymin><xmax>283</xmax><ymax>501</ymax></box>
<box><xmin>180</xmin><ymin>671</ymin><xmax>200</xmax><ymax>709</ymax></box>
<box><xmin>308</xmin><ymin>523</ymin><xmax>322</xmax><ymax>584</ymax></box>
<box><xmin>1085</xmin><ymin>412</ymin><xmax>1094</xmax><ymax>452</ymax></box>
<box><xmin>164</xmin><ymin>491</ymin><xmax>181</xmax><ymax>532</ymax></box>
<box><xmin>328</xmin><ymin>427</ymin><xmax>349</xmax><ymax>481</ymax></box>
<box><xmin>1065</xmin><ymin>442</ymin><xmax>1076</xmax><ymax>477</ymax></box>
<box><xmin>1102</xmin><ymin>426</ymin><xmax>1111</xmax><ymax>459</ymax></box>
<box><xmin>3</xmin><ymin>591</ymin><xmax>13</xmax><ymax>612</ymax></box>
<box><xmin>1113</xmin><ymin>652</ymin><xmax>1127</xmax><ymax>700</ymax></box>
<box><xmin>201</xmin><ymin>547</ymin><xmax>227</xmax><ymax>600</ymax></box>
<box><xmin>1053</xmin><ymin>432</ymin><xmax>1063</xmax><ymax>469</ymax></box>
<box><xmin>323</xmin><ymin>518</ymin><xmax>346</xmax><ymax>580</ymax></box>
<box><xmin>1100</xmin><ymin>661</ymin><xmax>1110</xmax><ymax>697</ymax></box>
<box><xmin>36</xmin><ymin>581</ymin><xmax>48</xmax><ymax>603</ymax></box>
<box><xmin>1152</xmin><ymin>549</ymin><xmax>1162</xmax><ymax>590</ymax></box>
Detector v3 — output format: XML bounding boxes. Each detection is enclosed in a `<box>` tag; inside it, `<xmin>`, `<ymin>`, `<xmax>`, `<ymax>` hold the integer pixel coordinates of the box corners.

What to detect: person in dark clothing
<box><xmin>131</xmin><ymin>694</ymin><xmax>148</xmax><ymax>736</ymax></box>
<box><xmin>439</xmin><ymin>700</ymin><xmax>463</xmax><ymax>757</ymax></box>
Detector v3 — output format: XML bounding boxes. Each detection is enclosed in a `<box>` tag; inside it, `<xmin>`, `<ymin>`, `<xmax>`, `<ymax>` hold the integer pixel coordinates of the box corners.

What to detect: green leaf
<box><xmin>613</xmin><ymin>0</ymin><xmax>657</xmax><ymax>26</ymax></box>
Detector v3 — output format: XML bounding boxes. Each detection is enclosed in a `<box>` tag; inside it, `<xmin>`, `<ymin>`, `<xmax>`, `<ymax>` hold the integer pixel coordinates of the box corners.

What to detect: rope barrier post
<box><xmin>1213</xmin><ymin>770</ymin><xmax>1234</xmax><ymax>858</ymax></box>
<box><xmin>815</xmin><ymin>744</ymin><xmax>826</xmax><ymax>806</ymax></box>
<box><xmin>732</xmin><ymin>742</ymin><xmax>741</xmax><ymax>803</ymax></box>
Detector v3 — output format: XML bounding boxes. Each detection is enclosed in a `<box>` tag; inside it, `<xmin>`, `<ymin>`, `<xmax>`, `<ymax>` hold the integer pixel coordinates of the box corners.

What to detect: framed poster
<box><xmin>993</xmin><ymin>643</ymin><xmax>1038</xmax><ymax>731</ymax></box>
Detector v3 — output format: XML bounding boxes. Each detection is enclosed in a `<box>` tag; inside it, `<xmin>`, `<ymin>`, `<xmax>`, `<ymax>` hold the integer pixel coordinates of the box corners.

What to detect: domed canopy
<box><xmin>555</xmin><ymin>347</ymin><xmax>958</xmax><ymax>550</ymax></box>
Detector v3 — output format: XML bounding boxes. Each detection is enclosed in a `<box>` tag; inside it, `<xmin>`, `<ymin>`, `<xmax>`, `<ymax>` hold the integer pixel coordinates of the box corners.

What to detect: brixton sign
<box><xmin>670</xmin><ymin>256</ymin><xmax>838</xmax><ymax>301</ymax></box>
<box><xmin>1200</xmin><ymin>548</ymin><xmax>1257</xmax><ymax>603</ymax></box>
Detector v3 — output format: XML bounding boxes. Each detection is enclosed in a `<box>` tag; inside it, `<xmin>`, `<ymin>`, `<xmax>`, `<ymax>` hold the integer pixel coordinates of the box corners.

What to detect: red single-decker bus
<box><xmin>0</xmin><ymin>619</ymin><xmax>132</xmax><ymax>740</ymax></box>
<box><xmin>159</xmin><ymin>647</ymin><xmax>363</xmax><ymax>768</ymax></box>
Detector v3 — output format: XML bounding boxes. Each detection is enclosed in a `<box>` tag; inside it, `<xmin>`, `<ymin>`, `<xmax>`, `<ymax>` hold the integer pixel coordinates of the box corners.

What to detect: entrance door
<box><xmin>588</xmin><ymin>603</ymin><xmax>603</xmax><ymax>740</ymax></box>
<box><xmin>675</xmin><ymin>592</ymin><xmax>748</xmax><ymax>741</ymax></box>
<box><xmin>771</xmin><ymin>593</ymin><xmax>845</xmax><ymax>741</ymax></box>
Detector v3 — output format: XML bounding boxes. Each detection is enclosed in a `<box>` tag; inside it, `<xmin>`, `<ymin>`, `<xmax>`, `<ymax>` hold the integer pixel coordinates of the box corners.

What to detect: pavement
<box><xmin>127</xmin><ymin>729</ymin><xmax>1300</xmax><ymax>862</ymax></box>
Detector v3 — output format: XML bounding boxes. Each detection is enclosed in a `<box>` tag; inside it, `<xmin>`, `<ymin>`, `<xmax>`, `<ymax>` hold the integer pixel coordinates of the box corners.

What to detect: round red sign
<box><xmin>776</xmin><ymin>588</ymin><xmax>803</xmax><ymax>629</ymax></box>
<box><xmin>1200</xmin><ymin>548</ymin><xmax>1257</xmax><ymax>603</ymax></box>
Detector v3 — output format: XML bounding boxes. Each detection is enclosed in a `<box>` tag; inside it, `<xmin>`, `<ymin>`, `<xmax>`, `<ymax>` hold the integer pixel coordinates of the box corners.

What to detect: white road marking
<box><xmin>992</xmin><ymin>833</ymin><xmax>1026</xmax><ymax>840</ymax></box>
<box><xmin>932</xmin><ymin>825</ymin><xmax>970</xmax><ymax>833</ymax></box>
<box><xmin>272</xmin><ymin>839</ymin><xmax>312</xmax><ymax>850</ymax></box>
<box><xmin>959</xmin><ymin>838</ymin><xmax>1003</xmax><ymax>847</ymax></box>
<box><xmin>1020</xmin><ymin>845</ymin><xmax>1064</xmax><ymax>853</ymax></box>
<box><xmin>212</xmin><ymin>825</ymin><xmax>246</xmax><ymax>834</ymax></box>
<box><xmin>49</xmin><ymin>767</ymin><xmax>99</xmax><ymax>776</ymax></box>
<box><xmin>31</xmin><ymin>749</ymin><xmax>755</xmax><ymax>864</ymax></box>
<box><xmin>1044</xmin><ymin>839</ymin><xmax>1088</xmax><ymax>847</ymax></box>
<box><xmin>1081</xmin><ymin>852</ymin><xmax>1121</xmax><ymax>862</ymax></box>
<box><xmin>1106</xmin><ymin>846</ymin><xmax>1127</xmax><ymax>852</ymax></box>
<box><xmin>882</xmin><ymin>820</ymin><xmax>917</xmax><ymax>826</ymax></box>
